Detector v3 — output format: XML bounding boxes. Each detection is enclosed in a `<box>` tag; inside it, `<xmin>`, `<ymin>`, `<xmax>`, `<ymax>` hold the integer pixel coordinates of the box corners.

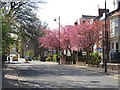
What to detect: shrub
<box><xmin>88</xmin><ymin>52</ymin><xmax>101</xmax><ymax>65</ymax></box>
<box><xmin>25</xmin><ymin>50</ymin><xmax>34</xmax><ymax>57</ymax></box>
<box><xmin>34</xmin><ymin>57</ymin><xmax>40</xmax><ymax>60</ymax></box>
<box><xmin>52</xmin><ymin>54</ymin><xmax>57</xmax><ymax>61</ymax></box>
<box><xmin>45</xmin><ymin>56</ymin><xmax>51</xmax><ymax>61</ymax></box>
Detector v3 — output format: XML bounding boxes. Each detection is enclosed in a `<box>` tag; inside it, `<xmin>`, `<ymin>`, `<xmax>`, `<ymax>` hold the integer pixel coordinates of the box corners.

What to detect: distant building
<box><xmin>80</xmin><ymin>15</ymin><xmax>96</xmax><ymax>20</ymax></box>
<box><xmin>79</xmin><ymin>15</ymin><xmax>96</xmax><ymax>23</ymax></box>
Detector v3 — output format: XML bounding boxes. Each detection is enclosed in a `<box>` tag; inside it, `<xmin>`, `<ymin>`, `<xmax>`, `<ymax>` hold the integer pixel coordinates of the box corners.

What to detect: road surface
<box><xmin>3</xmin><ymin>59</ymin><xmax>119</xmax><ymax>88</ymax></box>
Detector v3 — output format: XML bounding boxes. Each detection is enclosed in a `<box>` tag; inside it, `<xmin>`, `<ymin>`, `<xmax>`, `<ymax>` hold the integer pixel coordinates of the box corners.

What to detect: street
<box><xmin>3</xmin><ymin>59</ymin><xmax>119</xmax><ymax>88</ymax></box>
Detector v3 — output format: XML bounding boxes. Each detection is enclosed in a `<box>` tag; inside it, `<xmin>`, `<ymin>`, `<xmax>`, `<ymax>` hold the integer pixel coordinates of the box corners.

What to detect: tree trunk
<box><xmin>34</xmin><ymin>44</ymin><xmax>39</xmax><ymax>57</ymax></box>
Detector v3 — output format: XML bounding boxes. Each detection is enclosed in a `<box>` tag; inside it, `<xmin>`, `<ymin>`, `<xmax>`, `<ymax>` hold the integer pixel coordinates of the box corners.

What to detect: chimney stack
<box><xmin>98</xmin><ymin>8</ymin><xmax>109</xmax><ymax>16</ymax></box>
<box><xmin>74</xmin><ymin>21</ymin><xmax>78</xmax><ymax>25</ymax></box>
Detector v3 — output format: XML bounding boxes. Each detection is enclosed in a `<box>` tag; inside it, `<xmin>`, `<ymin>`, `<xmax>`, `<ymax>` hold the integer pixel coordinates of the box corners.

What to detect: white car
<box><xmin>9</xmin><ymin>54</ymin><xmax>18</xmax><ymax>61</ymax></box>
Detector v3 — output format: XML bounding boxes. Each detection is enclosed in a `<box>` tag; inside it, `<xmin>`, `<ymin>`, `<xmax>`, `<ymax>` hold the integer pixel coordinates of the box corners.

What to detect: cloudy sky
<box><xmin>37</xmin><ymin>0</ymin><xmax>115</xmax><ymax>29</ymax></box>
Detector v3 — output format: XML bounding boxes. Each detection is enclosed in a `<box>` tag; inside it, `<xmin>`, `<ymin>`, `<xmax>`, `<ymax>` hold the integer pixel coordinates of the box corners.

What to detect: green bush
<box><xmin>45</xmin><ymin>56</ymin><xmax>51</xmax><ymax>61</ymax></box>
<box><xmin>25</xmin><ymin>50</ymin><xmax>34</xmax><ymax>57</ymax></box>
<box><xmin>34</xmin><ymin>57</ymin><xmax>40</xmax><ymax>60</ymax></box>
<box><xmin>52</xmin><ymin>54</ymin><xmax>57</xmax><ymax>61</ymax></box>
<box><xmin>88</xmin><ymin>52</ymin><xmax>101</xmax><ymax>65</ymax></box>
<box><xmin>45</xmin><ymin>54</ymin><xmax>59</xmax><ymax>62</ymax></box>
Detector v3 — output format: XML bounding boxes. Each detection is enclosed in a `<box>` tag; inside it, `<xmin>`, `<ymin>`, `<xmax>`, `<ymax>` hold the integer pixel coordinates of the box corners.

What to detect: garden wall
<box><xmin>76</xmin><ymin>62</ymin><xmax>120</xmax><ymax>71</ymax></box>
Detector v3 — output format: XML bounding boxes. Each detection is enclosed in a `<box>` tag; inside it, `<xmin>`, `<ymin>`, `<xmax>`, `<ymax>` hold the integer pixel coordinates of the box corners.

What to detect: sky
<box><xmin>37</xmin><ymin>0</ymin><xmax>115</xmax><ymax>29</ymax></box>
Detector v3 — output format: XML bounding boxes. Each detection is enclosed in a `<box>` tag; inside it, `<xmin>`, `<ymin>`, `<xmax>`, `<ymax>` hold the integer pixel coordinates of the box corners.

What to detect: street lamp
<box><xmin>54</xmin><ymin>16</ymin><xmax>61</xmax><ymax>65</ymax></box>
<box><xmin>104</xmin><ymin>0</ymin><xmax>108</xmax><ymax>74</ymax></box>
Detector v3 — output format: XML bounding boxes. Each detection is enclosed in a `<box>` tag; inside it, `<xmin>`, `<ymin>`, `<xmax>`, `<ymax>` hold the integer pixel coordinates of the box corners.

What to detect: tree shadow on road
<box><xmin>11</xmin><ymin>64</ymin><xmax>106</xmax><ymax>78</ymax></box>
<box><xmin>2</xmin><ymin>77</ymin><xmax>25</xmax><ymax>88</ymax></box>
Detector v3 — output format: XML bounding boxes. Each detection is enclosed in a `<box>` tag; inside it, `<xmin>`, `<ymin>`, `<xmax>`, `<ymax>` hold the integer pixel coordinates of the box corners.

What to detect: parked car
<box><xmin>110</xmin><ymin>51</ymin><xmax>120</xmax><ymax>63</ymax></box>
<box><xmin>25</xmin><ymin>56</ymin><xmax>33</xmax><ymax>61</ymax></box>
<box><xmin>12</xmin><ymin>56</ymin><xmax>18</xmax><ymax>61</ymax></box>
<box><xmin>10</xmin><ymin>54</ymin><xmax>18</xmax><ymax>61</ymax></box>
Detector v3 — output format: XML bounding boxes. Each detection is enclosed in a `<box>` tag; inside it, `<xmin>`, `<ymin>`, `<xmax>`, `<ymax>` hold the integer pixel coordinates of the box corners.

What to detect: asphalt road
<box><xmin>3</xmin><ymin>60</ymin><xmax>119</xmax><ymax>88</ymax></box>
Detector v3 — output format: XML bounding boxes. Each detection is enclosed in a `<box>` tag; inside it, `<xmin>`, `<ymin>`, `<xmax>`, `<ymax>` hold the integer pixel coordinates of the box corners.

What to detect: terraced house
<box><xmin>108</xmin><ymin>0</ymin><xmax>120</xmax><ymax>63</ymax></box>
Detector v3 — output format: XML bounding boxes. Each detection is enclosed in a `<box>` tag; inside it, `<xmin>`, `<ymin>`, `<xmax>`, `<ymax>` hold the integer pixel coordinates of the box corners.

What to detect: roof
<box><xmin>95</xmin><ymin>8</ymin><xmax>120</xmax><ymax>20</ymax></box>
<box><xmin>80</xmin><ymin>15</ymin><xmax>97</xmax><ymax>20</ymax></box>
<box><xmin>109</xmin><ymin>11</ymin><xmax>120</xmax><ymax>18</ymax></box>
<box><xmin>108</xmin><ymin>8</ymin><xmax>120</xmax><ymax>18</ymax></box>
<box><xmin>82</xmin><ymin>15</ymin><xmax>96</xmax><ymax>18</ymax></box>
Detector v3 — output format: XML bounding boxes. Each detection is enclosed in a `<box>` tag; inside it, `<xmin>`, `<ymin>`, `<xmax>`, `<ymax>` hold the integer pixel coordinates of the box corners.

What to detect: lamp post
<box><xmin>104</xmin><ymin>0</ymin><xmax>108</xmax><ymax>74</ymax></box>
<box><xmin>54</xmin><ymin>16</ymin><xmax>60</xmax><ymax>65</ymax></box>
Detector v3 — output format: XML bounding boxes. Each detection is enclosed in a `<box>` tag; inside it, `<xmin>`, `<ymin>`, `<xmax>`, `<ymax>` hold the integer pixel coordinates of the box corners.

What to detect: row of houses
<box><xmin>75</xmin><ymin>0</ymin><xmax>120</xmax><ymax>63</ymax></box>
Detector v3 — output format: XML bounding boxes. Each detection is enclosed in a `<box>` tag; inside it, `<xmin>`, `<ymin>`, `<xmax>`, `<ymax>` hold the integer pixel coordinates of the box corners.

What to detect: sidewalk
<box><xmin>64</xmin><ymin>64</ymin><xmax>119</xmax><ymax>78</ymax></box>
<box><xmin>2</xmin><ymin>58</ymin><xmax>28</xmax><ymax>88</ymax></box>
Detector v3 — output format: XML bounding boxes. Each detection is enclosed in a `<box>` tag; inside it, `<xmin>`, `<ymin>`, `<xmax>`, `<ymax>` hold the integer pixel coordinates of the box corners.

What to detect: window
<box><xmin>116</xmin><ymin>43</ymin><xmax>119</xmax><ymax>52</ymax></box>
<box><xmin>116</xmin><ymin>50</ymin><xmax>119</xmax><ymax>52</ymax></box>
<box><xmin>116</xmin><ymin>43</ymin><xmax>119</xmax><ymax>49</ymax></box>
<box><xmin>115</xmin><ymin>27</ymin><xmax>119</xmax><ymax>33</ymax></box>
<box><xmin>112</xmin><ymin>21</ymin><xmax>114</xmax><ymax>26</ymax></box>
<box><xmin>112</xmin><ymin>43</ymin><xmax>114</xmax><ymax>49</ymax></box>
<box><xmin>114</xmin><ymin>20</ymin><xmax>118</xmax><ymax>27</ymax></box>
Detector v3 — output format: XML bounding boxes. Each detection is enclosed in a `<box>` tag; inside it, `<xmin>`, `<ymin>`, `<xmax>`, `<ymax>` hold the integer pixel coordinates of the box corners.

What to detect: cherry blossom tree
<box><xmin>59</xmin><ymin>20</ymin><xmax>103</xmax><ymax>53</ymax></box>
<box><xmin>38</xmin><ymin>20</ymin><xmax>103</xmax><ymax>63</ymax></box>
<box><xmin>39</xmin><ymin>20</ymin><xmax>103</xmax><ymax>52</ymax></box>
<box><xmin>73</xmin><ymin>20</ymin><xmax>103</xmax><ymax>52</ymax></box>
<box><xmin>39</xmin><ymin>28</ymin><xmax>59</xmax><ymax>50</ymax></box>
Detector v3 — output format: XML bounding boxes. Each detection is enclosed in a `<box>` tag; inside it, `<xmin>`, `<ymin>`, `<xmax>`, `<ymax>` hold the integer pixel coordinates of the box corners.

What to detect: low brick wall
<box><xmin>76</xmin><ymin>62</ymin><xmax>120</xmax><ymax>71</ymax></box>
<box><xmin>107</xmin><ymin>63</ymin><xmax>120</xmax><ymax>71</ymax></box>
<box><xmin>76</xmin><ymin>62</ymin><xmax>86</xmax><ymax>66</ymax></box>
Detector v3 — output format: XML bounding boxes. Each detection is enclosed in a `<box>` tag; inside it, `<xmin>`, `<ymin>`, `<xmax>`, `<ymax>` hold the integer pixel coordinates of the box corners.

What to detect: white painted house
<box><xmin>109</xmin><ymin>0</ymin><xmax>120</xmax><ymax>53</ymax></box>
